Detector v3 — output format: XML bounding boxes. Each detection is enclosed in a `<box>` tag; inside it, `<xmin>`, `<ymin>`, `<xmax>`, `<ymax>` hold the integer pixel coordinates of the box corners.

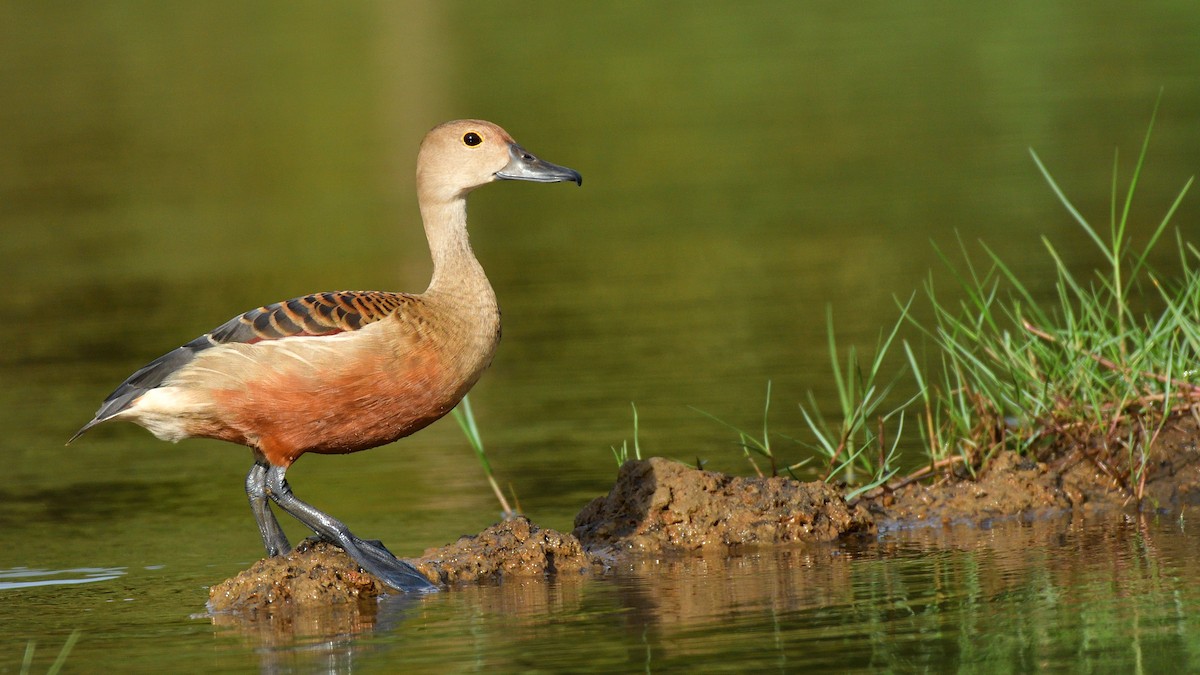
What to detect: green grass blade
<box><xmin>47</xmin><ymin>631</ymin><xmax>81</xmax><ymax>675</ymax></box>
<box><xmin>1030</xmin><ymin>148</ymin><xmax>1109</xmax><ymax>257</ymax></box>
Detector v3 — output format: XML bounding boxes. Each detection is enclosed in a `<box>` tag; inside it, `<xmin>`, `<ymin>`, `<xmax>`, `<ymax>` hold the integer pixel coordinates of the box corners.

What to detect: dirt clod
<box><xmin>413</xmin><ymin>516</ymin><xmax>597</xmax><ymax>584</ymax></box>
<box><xmin>573</xmin><ymin>457</ymin><xmax>874</xmax><ymax>557</ymax></box>
<box><xmin>208</xmin><ymin>539</ymin><xmax>387</xmax><ymax>615</ymax></box>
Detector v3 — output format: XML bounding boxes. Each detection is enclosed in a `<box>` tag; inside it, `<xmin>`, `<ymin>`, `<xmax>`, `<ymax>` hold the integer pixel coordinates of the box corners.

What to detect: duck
<box><xmin>69</xmin><ymin>120</ymin><xmax>582</xmax><ymax>592</ymax></box>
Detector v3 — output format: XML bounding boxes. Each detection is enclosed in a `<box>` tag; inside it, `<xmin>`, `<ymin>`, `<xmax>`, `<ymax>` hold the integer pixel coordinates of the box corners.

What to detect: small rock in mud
<box><xmin>573</xmin><ymin>457</ymin><xmax>875</xmax><ymax>556</ymax></box>
<box><xmin>413</xmin><ymin>516</ymin><xmax>598</xmax><ymax>584</ymax></box>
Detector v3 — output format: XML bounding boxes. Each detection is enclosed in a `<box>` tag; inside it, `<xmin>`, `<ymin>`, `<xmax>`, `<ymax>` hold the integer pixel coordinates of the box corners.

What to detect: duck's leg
<box><xmin>263</xmin><ymin>464</ymin><xmax>438</xmax><ymax>593</ymax></box>
<box><xmin>245</xmin><ymin>461</ymin><xmax>291</xmax><ymax>556</ymax></box>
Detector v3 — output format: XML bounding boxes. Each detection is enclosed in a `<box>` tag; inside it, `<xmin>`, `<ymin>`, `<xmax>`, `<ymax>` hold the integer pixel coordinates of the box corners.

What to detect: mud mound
<box><xmin>208</xmin><ymin>539</ymin><xmax>388</xmax><ymax>614</ymax></box>
<box><xmin>209</xmin><ymin>518</ymin><xmax>594</xmax><ymax>613</ymax></box>
<box><xmin>574</xmin><ymin>457</ymin><xmax>874</xmax><ymax>556</ymax></box>
<box><xmin>413</xmin><ymin>516</ymin><xmax>597</xmax><ymax>584</ymax></box>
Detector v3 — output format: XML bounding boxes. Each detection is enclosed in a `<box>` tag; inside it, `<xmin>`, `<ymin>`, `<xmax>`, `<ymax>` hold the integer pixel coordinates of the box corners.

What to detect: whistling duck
<box><xmin>70</xmin><ymin>120</ymin><xmax>582</xmax><ymax>592</ymax></box>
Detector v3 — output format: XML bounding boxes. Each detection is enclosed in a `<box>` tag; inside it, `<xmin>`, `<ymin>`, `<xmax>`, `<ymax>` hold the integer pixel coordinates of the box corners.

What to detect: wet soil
<box><xmin>878</xmin><ymin>413</ymin><xmax>1200</xmax><ymax>527</ymax></box>
<box><xmin>209</xmin><ymin>539</ymin><xmax>388</xmax><ymax>615</ymax></box>
<box><xmin>413</xmin><ymin>514</ymin><xmax>595</xmax><ymax>584</ymax></box>
<box><xmin>209</xmin><ymin>517</ymin><xmax>596</xmax><ymax>613</ymax></box>
<box><xmin>573</xmin><ymin>457</ymin><xmax>874</xmax><ymax>558</ymax></box>
<box><xmin>209</xmin><ymin>413</ymin><xmax>1200</xmax><ymax>614</ymax></box>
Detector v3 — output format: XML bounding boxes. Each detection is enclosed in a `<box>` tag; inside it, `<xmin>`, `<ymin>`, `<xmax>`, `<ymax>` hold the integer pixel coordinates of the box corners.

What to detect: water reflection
<box><xmin>597</xmin><ymin>515</ymin><xmax>1200</xmax><ymax>671</ymax></box>
<box><xmin>210</xmin><ymin>593</ymin><xmax>425</xmax><ymax>674</ymax></box>
<box><xmin>610</xmin><ymin>548</ymin><xmax>856</xmax><ymax>628</ymax></box>
<box><xmin>197</xmin><ymin>514</ymin><xmax>1200</xmax><ymax>672</ymax></box>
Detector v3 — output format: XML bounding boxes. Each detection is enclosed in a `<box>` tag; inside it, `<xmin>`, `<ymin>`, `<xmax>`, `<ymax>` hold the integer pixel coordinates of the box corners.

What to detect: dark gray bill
<box><xmin>495</xmin><ymin>143</ymin><xmax>582</xmax><ymax>185</ymax></box>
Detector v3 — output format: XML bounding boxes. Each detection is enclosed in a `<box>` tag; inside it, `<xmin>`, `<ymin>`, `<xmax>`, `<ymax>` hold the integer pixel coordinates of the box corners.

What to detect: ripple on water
<box><xmin>0</xmin><ymin>567</ymin><xmax>125</xmax><ymax>590</ymax></box>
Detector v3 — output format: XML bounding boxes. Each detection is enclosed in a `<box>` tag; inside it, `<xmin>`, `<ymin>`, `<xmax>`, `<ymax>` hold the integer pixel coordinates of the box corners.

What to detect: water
<box><xmin>7</xmin><ymin>516</ymin><xmax>1199</xmax><ymax>672</ymax></box>
<box><xmin>4</xmin><ymin>1</ymin><xmax>1200</xmax><ymax>671</ymax></box>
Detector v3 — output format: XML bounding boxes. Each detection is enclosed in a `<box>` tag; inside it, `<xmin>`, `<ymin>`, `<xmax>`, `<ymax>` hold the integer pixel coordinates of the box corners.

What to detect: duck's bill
<box><xmin>495</xmin><ymin>143</ymin><xmax>583</xmax><ymax>185</ymax></box>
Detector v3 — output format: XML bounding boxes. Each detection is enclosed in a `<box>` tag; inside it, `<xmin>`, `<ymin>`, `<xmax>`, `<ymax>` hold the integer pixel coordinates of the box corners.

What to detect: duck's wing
<box><xmin>69</xmin><ymin>291</ymin><xmax>412</xmax><ymax>442</ymax></box>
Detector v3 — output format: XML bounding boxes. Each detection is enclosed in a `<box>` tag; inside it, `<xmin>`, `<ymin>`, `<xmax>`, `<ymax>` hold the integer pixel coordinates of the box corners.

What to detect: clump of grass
<box><xmin>902</xmin><ymin>100</ymin><xmax>1196</xmax><ymax>503</ymax></box>
<box><xmin>452</xmin><ymin>394</ymin><xmax>518</xmax><ymax>519</ymax></box>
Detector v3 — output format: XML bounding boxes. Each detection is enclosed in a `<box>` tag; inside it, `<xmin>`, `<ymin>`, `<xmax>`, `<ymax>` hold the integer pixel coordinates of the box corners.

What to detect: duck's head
<box><xmin>417</xmin><ymin>119</ymin><xmax>582</xmax><ymax>202</ymax></box>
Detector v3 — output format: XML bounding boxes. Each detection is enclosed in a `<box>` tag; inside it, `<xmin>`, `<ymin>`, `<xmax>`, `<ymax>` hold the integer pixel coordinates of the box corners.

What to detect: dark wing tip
<box><xmin>69</xmin><ymin>336</ymin><xmax>216</xmax><ymax>443</ymax></box>
<box><xmin>67</xmin><ymin>414</ymin><xmax>111</xmax><ymax>444</ymax></box>
<box><xmin>66</xmin><ymin>422</ymin><xmax>93</xmax><ymax>445</ymax></box>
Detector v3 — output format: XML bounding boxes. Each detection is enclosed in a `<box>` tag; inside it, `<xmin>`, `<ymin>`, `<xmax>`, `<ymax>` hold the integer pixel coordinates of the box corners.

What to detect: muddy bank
<box><xmin>875</xmin><ymin>451</ymin><xmax>1071</xmax><ymax>527</ymax></box>
<box><xmin>210</xmin><ymin>413</ymin><xmax>1200</xmax><ymax>613</ymax></box>
<box><xmin>878</xmin><ymin>412</ymin><xmax>1200</xmax><ymax>526</ymax></box>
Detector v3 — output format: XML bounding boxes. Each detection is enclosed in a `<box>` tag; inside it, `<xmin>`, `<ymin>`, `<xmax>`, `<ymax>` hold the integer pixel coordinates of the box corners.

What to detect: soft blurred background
<box><xmin>3</xmin><ymin>2</ymin><xmax>1200</xmax><ymax>671</ymax></box>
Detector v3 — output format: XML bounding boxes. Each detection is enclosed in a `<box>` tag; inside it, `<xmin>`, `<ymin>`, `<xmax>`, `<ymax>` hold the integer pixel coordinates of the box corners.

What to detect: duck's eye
<box><xmin>463</xmin><ymin>132</ymin><xmax>482</xmax><ymax>147</ymax></box>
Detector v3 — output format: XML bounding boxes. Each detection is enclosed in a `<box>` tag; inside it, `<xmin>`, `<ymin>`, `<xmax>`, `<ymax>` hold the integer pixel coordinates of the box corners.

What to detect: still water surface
<box><xmin>4</xmin><ymin>2</ymin><xmax>1200</xmax><ymax>671</ymax></box>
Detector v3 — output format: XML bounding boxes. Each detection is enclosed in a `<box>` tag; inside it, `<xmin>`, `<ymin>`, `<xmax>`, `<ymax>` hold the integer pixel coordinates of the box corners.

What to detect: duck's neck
<box><xmin>421</xmin><ymin>198</ymin><xmax>497</xmax><ymax>313</ymax></box>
